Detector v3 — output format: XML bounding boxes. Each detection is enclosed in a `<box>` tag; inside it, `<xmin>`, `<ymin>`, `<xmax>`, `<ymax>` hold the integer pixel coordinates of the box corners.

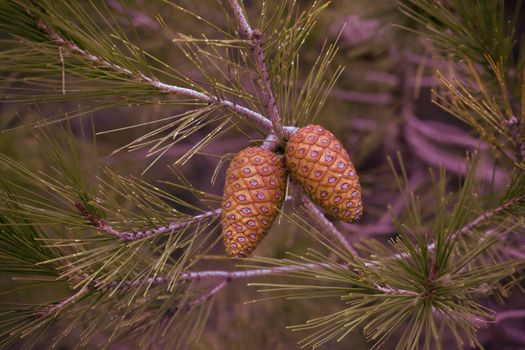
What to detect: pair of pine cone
<box><xmin>221</xmin><ymin>124</ymin><xmax>362</xmax><ymax>258</ymax></box>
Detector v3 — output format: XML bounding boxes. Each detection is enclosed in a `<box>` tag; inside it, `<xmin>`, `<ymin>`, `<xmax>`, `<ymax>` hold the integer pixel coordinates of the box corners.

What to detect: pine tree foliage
<box><xmin>247</xmin><ymin>156</ymin><xmax>524</xmax><ymax>349</ymax></box>
<box><xmin>0</xmin><ymin>0</ymin><xmax>524</xmax><ymax>349</ymax></box>
<box><xmin>400</xmin><ymin>0</ymin><xmax>525</xmax><ymax>169</ymax></box>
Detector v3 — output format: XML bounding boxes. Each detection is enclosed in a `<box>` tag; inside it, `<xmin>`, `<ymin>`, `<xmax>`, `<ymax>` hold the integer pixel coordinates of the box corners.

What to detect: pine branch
<box><xmin>163</xmin><ymin>281</ymin><xmax>230</xmax><ymax>316</ymax></box>
<box><xmin>93</xmin><ymin>263</ymin><xmax>343</xmax><ymax>290</ymax></box>
<box><xmin>30</xmin><ymin>11</ymin><xmax>273</xmax><ymax>131</ymax></box>
<box><xmin>180</xmin><ymin>263</ymin><xmax>330</xmax><ymax>281</ymax></box>
<box><xmin>227</xmin><ymin>0</ymin><xmax>253</xmax><ymax>39</ymax></box>
<box><xmin>373</xmin><ymin>284</ymin><xmax>418</xmax><ymax>296</ymax></box>
<box><xmin>373</xmin><ymin>196</ymin><xmax>522</xmax><ymax>264</ymax></box>
<box><xmin>36</xmin><ymin>287</ymin><xmax>87</xmax><ymax>318</ymax></box>
<box><xmin>453</xmin><ymin>197</ymin><xmax>520</xmax><ymax>239</ymax></box>
<box><xmin>227</xmin><ymin>0</ymin><xmax>285</xmax><ymax>141</ymax></box>
<box><xmin>96</xmin><ymin>263</ymin><xmax>424</xmax><ymax>298</ymax></box>
<box><xmin>184</xmin><ymin>280</ymin><xmax>228</xmax><ymax>309</ymax></box>
<box><xmin>75</xmin><ymin>202</ymin><xmax>221</xmax><ymax>241</ymax></box>
<box><xmin>68</xmin><ymin>190</ymin><xmax>520</xmax><ymax>309</ymax></box>
<box><xmin>251</xmin><ymin>29</ymin><xmax>285</xmax><ymax>141</ymax></box>
<box><xmin>297</xmin><ymin>190</ymin><xmax>359</xmax><ymax>256</ymax></box>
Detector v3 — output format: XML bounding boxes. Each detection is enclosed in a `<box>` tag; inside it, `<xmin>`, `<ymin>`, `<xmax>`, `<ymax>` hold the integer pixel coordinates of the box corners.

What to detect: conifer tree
<box><xmin>0</xmin><ymin>1</ymin><xmax>523</xmax><ymax>349</ymax></box>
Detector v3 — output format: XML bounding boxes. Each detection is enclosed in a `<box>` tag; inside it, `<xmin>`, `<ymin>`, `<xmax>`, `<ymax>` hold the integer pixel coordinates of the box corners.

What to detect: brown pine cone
<box><xmin>285</xmin><ymin>124</ymin><xmax>362</xmax><ymax>222</ymax></box>
<box><xmin>221</xmin><ymin>147</ymin><xmax>287</xmax><ymax>258</ymax></box>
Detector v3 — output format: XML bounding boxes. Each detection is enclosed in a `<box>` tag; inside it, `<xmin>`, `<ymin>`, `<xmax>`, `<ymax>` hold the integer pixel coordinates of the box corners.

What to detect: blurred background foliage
<box><xmin>0</xmin><ymin>0</ymin><xmax>524</xmax><ymax>349</ymax></box>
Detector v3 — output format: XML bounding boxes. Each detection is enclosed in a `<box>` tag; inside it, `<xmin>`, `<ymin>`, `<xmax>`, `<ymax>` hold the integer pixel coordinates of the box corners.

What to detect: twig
<box><xmin>32</xmin><ymin>15</ymin><xmax>273</xmax><ymax>131</ymax></box>
<box><xmin>78</xmin><ymin>198</ymin><xmax>519</xmax><ymax>293</ymax></box>
<box><xmin>161</xmin><ymin>281</ymin><xmax>229</xmax><ymax>322</ymax></box>
<box><xmin>185</xmin><ymin>280</ymin><xmax>228</xmax><ymax>308</ymax></box>
<box><xmin>95</xmin><ymin>264</ymin><xmax>419</xmax><ymax>298</ymax></box>
<box><xmin>300</xmin><ymin>197</ymin><xmax>359</xmax><ymax>256</ymax></box>
<box><xmin>251</xmin><ymin>30</ymin><xmax>285</xmax><ymax>141</ymax></box>
<box><xmin>78</xmin><ymin>186</ymin><xmax>518</xmax><ymax>290</ymax></box>
<box><xmin>374</xmin><ymin>284</ymin><xmax>418</xmax><ymax>296</ymax></box>
<box><xmin>260</xmin><ymin>132</ymin><xmax>278</xmax><ymax>150</ymax></box>
<box><xmin>90</xmin><ymin>263</ymin><xmax>338</xmax><ymax>290</ymax></box>
<box><xmin>133</xmin><ymin>282</ymin><xmax>229</xmax><ymax>322</ymax></box>
<box><xmin>180</xmin><ymin>263</ymin><xmax>328</xmax><ymax>281</ymax></box>
<box><xmin>75</xmin><ymin>203</ymin><xmax>221</xmax><ymax>241</ymax></box>
<box><xmin>37</xmin><ymin>287</ymin><xmax>88</xmax><ymax>317</ymax></box>
<box><xmin>227</xmin><ymin>0</ymin><xmax>285</xmax><ymax>141</ymax></box>
<box><xmin>227</xmin><ymin>0</ymin><xmax>253</xmax><ymax>39</ymax></box>
<box><xmin>453</xmin><ymin>198</ymin><xmax>519</xmax><ymax>238</ymax></box>
<box><xmin>290</xmin><ymin>181</ymin><xmax>359</xmax><ymax>256</ymax></box>
<box><xmin>368</xmin><ymin>197</ymin><xmax>521</xmax><ymax>263</ymax></box>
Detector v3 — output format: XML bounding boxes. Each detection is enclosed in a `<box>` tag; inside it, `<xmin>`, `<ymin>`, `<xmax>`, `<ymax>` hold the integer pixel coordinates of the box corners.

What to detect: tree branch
<box><xmin>251</xmin><ymin>30</ymin><xmax>285</xmax><ymax>141</ymax></box>
<box><xmin>373</xmin><ymin>284</ymin><xmax>418</xmax><ymax>296</ymax></box>
<box><xmin>367</xmin><ymin>197</ymin><xmax>521</xmax><ymax>264</ymax></box>
<box><xmin>299</xmin><ymin>195</ymin><xmax>359</xmax><ymax>256</ymax></box>
<box><xmin>185</xmin><ymin>280</ymin><xmax>228</xmax><ymax>309</ymax></box>
<box><xmin>290</xmin><ymin>181</ymin><xmax>359</xmax><ymax>256</ymax></box>
<box><xmin>31</xmin><ymin>14</ymin><xmax>273</xmax><ymax>131</ymax></box>
<box><xmin>453</xmin><ymin>198</ymin><xmax>519</xmax><ymax>239</ymax></box>
<box><xmin>78</xmin><ymin>196</ymin><xmax>519</xmax><ymax>294</ymax></box>
<box><xmin>75</xmin><ymin>203</ymin><xmax>221</xmax><ymax>241</ymax></box>
<box><xmin>180</xmin><ymin>263</ymin><xmax>327</xmax><ymax>281</ymax></box>
<box><xmin>226</xmin><ymin>0</ymin><xmax>253</xmax><ymax>39</ymax></box>
<box><xmin>94</xmin><ymin>263</ymin><xmax>336</xmax><ymax>289</ymax></box>
<box><xmin>37</xmin><ymin>287</ymin><xmax>88</xmax><ymax>318</ymax></box>
<box><xmin>227</xmin><ymin>0</ymin><xmax>285</xmax><ymax>141</ymax></box>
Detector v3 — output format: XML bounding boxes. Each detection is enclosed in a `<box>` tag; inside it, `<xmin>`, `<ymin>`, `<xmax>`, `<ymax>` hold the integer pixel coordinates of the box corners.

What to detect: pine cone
<box><xmin>221</xmin><ymin>147</ymin><xmax>287</xmax><ymax>258</ymax></box>
<box><xmin>285</xmin><ymin>124</ymin><xmax>362</xmax><ymax>222</ymax></box>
